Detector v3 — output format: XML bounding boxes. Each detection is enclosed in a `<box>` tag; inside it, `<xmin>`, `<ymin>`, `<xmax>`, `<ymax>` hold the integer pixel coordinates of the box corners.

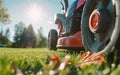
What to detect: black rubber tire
<box><xmin>81</xmin><ymin>0</ymin><xmax>120</xmax><ymax>65</ymax></box>
<box><xmin>47</xmin><ymin>29</ymin><xmax>58</xmax><ymax>50</ymax></box>
<box><xmin>81</xmin><ymin>0</ymin><xmax>120</xmax><ymax>54</ymax></box>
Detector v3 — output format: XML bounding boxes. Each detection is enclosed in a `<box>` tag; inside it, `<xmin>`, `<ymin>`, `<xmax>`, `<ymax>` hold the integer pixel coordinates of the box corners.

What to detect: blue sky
<box><xmin>2</xmin><ymin>0</ymin><xmax>74</xmax><ymax>41</ymax></box>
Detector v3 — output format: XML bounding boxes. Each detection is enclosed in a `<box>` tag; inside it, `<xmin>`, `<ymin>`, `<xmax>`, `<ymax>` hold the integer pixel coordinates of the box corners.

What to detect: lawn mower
<box><xmin>47</xmin><ymin>0</ymin><xmax>85</xmax><ymax>50</ymax></box>
<box><xmin>48</xmin><ymin>0</ymin><xmax>120</xmax><ymax>57</ymax></box>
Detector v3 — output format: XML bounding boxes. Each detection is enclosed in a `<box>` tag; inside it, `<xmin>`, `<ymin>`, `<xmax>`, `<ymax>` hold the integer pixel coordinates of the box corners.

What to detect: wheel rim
<box><xmin>89</xmin><ymin>11</ymin><xmax>100</xmax><ymax>30</ymax></box>
<box><xmin>81</xmin><ymin>0</ymin><xmax>120</xmax><ymax>53</ymax></box>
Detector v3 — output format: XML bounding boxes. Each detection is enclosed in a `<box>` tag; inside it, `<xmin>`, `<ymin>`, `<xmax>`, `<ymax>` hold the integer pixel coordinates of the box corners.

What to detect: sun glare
<box><xmin>27</xmin><ymin>3</ymin><xmax>41</xmax><ymax>24</ymax></box>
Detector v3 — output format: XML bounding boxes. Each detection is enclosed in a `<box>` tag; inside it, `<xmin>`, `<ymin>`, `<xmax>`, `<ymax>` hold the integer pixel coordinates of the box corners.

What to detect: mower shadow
<box><xmin>57</xmin><ymin>48</ymin><xmax>85</xmax><ymax>54</ymax></box>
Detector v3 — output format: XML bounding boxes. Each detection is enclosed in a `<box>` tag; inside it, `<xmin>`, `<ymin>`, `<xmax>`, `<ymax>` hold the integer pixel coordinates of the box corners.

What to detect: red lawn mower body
<box><xmin>57</xmin><ymin>32</ymin><xmax>83</xmax><ymax>49</ymax></box>
<box><xmin>47</xmin><ymin>0</ymin><xmax>86</xmax><ymax>50</ymax></box>
<box><xmin>57</xmin><ymin>0</ymin><xmax>85</xmax><ymax>49</ymax></box>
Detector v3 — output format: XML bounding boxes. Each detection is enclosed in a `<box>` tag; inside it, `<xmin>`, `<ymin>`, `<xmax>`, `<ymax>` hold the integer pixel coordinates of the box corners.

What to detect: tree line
<box><xmin>0</xmin><ymin>0</ymin><xmax>47</xmax><ymax>48</ymax></box>
<box><xmin>0</xmin><ymin>22</ymin><xmax>47</xmax><ymax>48</ymax></box>
<box><xmin>12</xmin><ymin>22</ymin><xmax>47</xmax><ymax>48</ymax></box>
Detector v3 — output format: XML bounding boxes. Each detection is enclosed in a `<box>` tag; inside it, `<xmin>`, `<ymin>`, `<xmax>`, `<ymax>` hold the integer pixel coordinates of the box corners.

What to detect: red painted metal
<box><xmin>57</xmin><ymin>32</ymin><xmax>84</xmax><ymax>48</ymax></box>
<box><xmin>56</xmin><ymin>0</ymin><xmax>86</xmax><ymax>49</ymax></box>
<box><xmin>89</xmin><ymin>12</ymin><xmax>100</xmax><ymax>30</ymax></box>
<box><xmin>76</xmin><ymin>0</ymin><xmax>86</xmax><ymax>9</ymax></box>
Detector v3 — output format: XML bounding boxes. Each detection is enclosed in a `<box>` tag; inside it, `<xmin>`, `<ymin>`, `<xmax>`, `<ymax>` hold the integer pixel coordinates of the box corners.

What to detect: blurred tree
<box><xmin>0</xmin><ymin>30</ymin><xmax>5</xmax><ymax>43</ymax></box>
<box><xmin>21</xmin><ymin>24</ymin><xmax>37</xmax><ymax>48</ymax></box>
<box><xmin>13</xmin><ymin>23</ymin><xmax>37</xmax><ymax>48</ymax></box>
<box><xmin>13</xmin><ymin>22</ymin><xmax>25</xmax><ymax>47</ymax></box>
<box><xmin>4</xmin><ymin>28</ymin><xmax>12</xmax><ymax>47</ymax></box>
<box><xmin>0</xmin><ymin>0</ymin><xmax>9</xmax><ymax>24</ymax></box>
<box><xmin>37</xmin><ymin>27</ymin><xmax>47</xmax><ymax>47</ymax></box>
<box><xmin>20</xmin><ymin>28</ymin><xmax>27</xmax><ymax>48</ymax></box>
<box><xmin>4</xmin><ymin>28</ymin><xmax>10</xmax><ymax>39</ymax></box>
<box><xmin>0</xmin><ymin>0</ymin><xmax>10</xmax><ymax>47</ymax></box>
<box><xmin>0</xmin><ymin>30</ymin><xmax>11</xmax><ymax>47</ymax></box>
<box><xmin>26</xmin><ymin>24</ymin><xmax>36</xmax><ymax>48</ymax></box>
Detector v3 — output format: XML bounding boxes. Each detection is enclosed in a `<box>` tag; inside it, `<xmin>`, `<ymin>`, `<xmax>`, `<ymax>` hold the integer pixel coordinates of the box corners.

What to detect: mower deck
<box><xmin>57</xmin><ymin>32</ymin><xmax>84</xmax><ymax>49</ymax></box>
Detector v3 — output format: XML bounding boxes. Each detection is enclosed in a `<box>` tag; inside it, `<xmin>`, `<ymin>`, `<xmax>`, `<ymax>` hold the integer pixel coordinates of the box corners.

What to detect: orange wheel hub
<box><xmin>90</xmin><ymin>13</ymin><xmax>100</xmax><ymax>29</ymax></box>
<box><xmin>89</xmin><ymin>11</ymin><xmax>100</xmax><ymax>32</ymax></box>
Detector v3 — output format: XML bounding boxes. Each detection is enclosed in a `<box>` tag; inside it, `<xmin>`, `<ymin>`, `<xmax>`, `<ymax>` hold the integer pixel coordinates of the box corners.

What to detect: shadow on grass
<box><xmin>57</xmin><ymin>48</ymin><xmax>85</xmax><ymax>55</ymax></box>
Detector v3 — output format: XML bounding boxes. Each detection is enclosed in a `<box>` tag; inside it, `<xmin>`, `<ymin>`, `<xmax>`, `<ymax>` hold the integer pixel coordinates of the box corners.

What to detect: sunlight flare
<box><xmin>26</xmin><ymin>3</ymin><xmax>42</xmax><ymax>24</ymax></box>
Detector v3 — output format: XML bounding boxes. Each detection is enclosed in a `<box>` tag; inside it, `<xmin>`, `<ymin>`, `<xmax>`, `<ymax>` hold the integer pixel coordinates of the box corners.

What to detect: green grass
<box><xmin>0</xmin><ymin>48</ymin><xmax>66</xmax><ymax>62</ymax></box>
<box><xmin>0</xmin><ymin>48</ymin><xmax>67</xmax><ymax>75</ymax></box>
<box><xmin>0</xmin><ymin>48</ymin><xmax>120</xmax><ymax>75</ymax></box>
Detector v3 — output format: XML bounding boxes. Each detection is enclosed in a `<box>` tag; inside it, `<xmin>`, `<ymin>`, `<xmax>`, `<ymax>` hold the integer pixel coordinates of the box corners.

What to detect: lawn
<box><xmin>0</xmin><ymin>48</ymin><xmax>66</xmax><ymax>62</ymax></box>
<box><xmin>0</xmin><ymin>48</ymin><xmax>120</xmax><ymax>75</ymax></box>
<box><xmin>0</xmin><ymin>48</ymin><xmax>67</xmax><ymax>75</ymax></box>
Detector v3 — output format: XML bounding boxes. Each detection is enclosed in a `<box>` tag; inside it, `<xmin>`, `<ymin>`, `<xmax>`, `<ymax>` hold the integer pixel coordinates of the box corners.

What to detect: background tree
<box><xmin>4</xmin><ymin>28</ymin><xmax>10</xmax><ymax>39</ymax></box>
<box><xmin>0</xmin><ymin>30</ymin><xmax>6</xmax><ymax>44</ymax></box>
<box><xmin>0</xmin><ymin>0</ymin><xmax>10</xmax><ymax>47</ymax></box>
<box><xmin>4</xmin><ymin>28</ymin><xmax>12</xmax><ymax>47</ymax></box>
<box><xmin>26</xmin><ymin>24</ymin><xmax>36</xmax><ymax>48</ymax></box>
<box><xmin>13</xmin><ymin>22</ymin><xmax>25</xmax><ymax>47</ymax></box>
<box><xmin>21</xmin><ymin>24</ymin><xmax>37</xmax><ymax>48</ymax></box>
<box><xmin>37</xmin><ymin>27</ymin><xmax>47</xmax><ymax>47</ymax></box>
<box><xmin>13</xmin><ymin>23</ymin><xmax>37</xmax><ymax>48</ymax></box>
<box><xmin>0</xmin><ymin>0</ymin><xmax>9</xmax><ymax>24</ymax></box>
<box><xmin>0</xmin><ymin>29</ymin><xmax>11</xmax><ymax>47</ymax></box>
<box><xmin>20</xmin><ymin>28</ymin><xmax>27</xmax><ymax>48</ymax></box>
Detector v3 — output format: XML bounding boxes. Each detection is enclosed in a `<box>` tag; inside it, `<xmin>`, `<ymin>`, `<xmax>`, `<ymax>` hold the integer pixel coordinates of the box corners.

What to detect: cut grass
<box><xmin>0</xmin><ymin>48</ymin><xmax>120</xmax><ymax>75</ymax></box>
<box><xmin>0</xmin><ymin>48</ymin><xmax>67</xmax><ymax>61</ymax></box>
<box><xmin>0</xmin><ymin>48</ymin><xmax>67</xmax><ymax>75</ymax></box>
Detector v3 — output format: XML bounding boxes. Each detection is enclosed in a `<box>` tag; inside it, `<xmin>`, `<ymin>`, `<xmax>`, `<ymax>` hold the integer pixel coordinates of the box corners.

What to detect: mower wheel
<box><xmin>81</xmin><ymin>0</ymin><xmax>120</xmax><ymax>53</ymax></box>
<box><xmin>47</xmin><ymin>29</ymin><xmax>58</xmax><ymax>50</ymax></box>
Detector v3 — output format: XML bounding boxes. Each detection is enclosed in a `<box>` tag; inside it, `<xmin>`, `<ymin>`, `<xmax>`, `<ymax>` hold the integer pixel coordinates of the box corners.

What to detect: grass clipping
<box><xmin>78</xmin><ymin>51</ymin><xmax>106</xmax><ymax>68</ymax></box>
<box><xmin>42</xmin><ymin>52</ymin><xmax>106</xmax><ymax>75</ymax></box>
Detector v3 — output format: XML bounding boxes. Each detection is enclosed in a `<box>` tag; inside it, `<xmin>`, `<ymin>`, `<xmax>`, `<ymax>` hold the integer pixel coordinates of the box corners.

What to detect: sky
<box><xmin>2</xmin><ymin>0</ymin><xmax>74</xmax><ymax>41</ymax></box>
